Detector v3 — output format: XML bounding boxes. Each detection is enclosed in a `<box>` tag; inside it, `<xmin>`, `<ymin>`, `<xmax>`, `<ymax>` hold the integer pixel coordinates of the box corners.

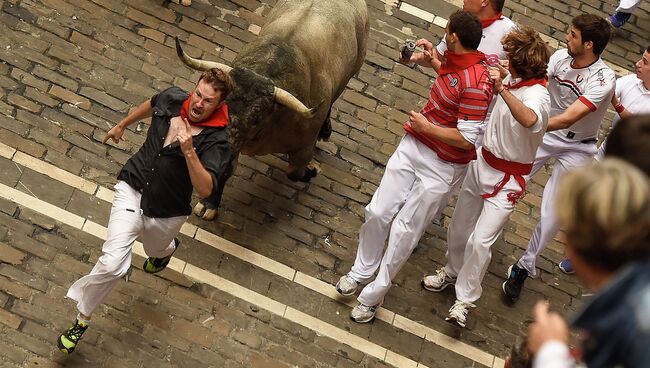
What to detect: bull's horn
<box><xmin>175</xmin><ymin>37</ymin><xmax>232</xmax><ymax>73</ymax></box>
<box><xmin>273</xmin><ymin>87</ymin><xmax>317</xmax><ymax>118</ymax></box>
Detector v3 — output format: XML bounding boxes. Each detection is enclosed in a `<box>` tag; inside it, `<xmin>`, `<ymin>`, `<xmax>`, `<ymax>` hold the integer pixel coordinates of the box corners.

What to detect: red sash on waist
<box><xmin>480</xmin><ymin>148</ymin><xmax>532</xmax><ymax>205</ymax></box>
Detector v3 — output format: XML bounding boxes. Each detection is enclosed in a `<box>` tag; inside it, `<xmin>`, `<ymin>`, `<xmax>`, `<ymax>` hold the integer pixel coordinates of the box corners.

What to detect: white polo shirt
<box><xmin>483</xmin><ymin>76</ymin><xmax>551</xmax><ymax>163</ymax></box>
<box><xmin>436</xmin><ymin>16</ymin><xmax>516</xmax><ymax>66</ymax></box>
<box><xmin>597</xmin><ymin>73</ymin><xmax>650</xmax><ymax>158</ymax></box>
<box><xmin>546</xmin><ymin>49</ymin><xmax>616</xmax><ymax>142</ymax></box>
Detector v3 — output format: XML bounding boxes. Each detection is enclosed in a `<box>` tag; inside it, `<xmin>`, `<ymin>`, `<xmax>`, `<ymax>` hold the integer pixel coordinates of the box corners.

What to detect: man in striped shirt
<box><xmin>335</xmin><ymin>10</ymin><xmax>494</xmax><ymax>324</ymax></box>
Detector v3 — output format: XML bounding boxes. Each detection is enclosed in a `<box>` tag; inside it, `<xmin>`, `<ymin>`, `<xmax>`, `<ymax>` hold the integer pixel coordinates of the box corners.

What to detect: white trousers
<box><xmin>617</xmin><ymin>0</ymin><xmax>642</xmax><ymax>12</ymax></box>
<box><xmin>517</xmin><ymin>134</ymin><xmax>596</xmax><ymax>275</ymax></box>
<box><xmin>67</xmin><ymin>181</ymin><xmax>187</xmax><ymax>316</ymax></box>
<box><xmin>445</xmin><ymin>152</ymin><xmax>525</xmax><ymax>303</ymax></box>
<box><xmin>350</xmin><ymin>135</ymin><xmax>467</xmax><ymax>306</ymax></box>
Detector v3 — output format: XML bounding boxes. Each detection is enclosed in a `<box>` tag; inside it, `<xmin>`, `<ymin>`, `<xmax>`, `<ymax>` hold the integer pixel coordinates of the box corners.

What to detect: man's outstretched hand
<box><xmin>103</xmin><ymin>124</ymin><xmax>125</xmax><ymax>144</ymax></box>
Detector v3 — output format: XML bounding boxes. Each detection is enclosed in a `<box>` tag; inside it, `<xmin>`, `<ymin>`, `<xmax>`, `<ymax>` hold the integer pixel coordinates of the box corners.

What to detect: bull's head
<box><xmin>175</xmin><ymin>38</ymin><xmax>319</xmax><ymax>220</ymax></box>
<box><xmin>176</xmin><ymin>37</ymin><xmax>316</xmax><ymax>128</ymax></box>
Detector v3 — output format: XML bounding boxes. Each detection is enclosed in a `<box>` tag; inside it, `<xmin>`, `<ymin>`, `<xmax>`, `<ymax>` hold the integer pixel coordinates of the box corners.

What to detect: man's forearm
<box><xmin>499</xmin><ymin>89</ymin><xmax>539</xmax><ymax>128</ymax></box>
<box><xmin>184</xmin><ymin>150</ymin><xmax>214</xmax><ymax>198</ymax></box>
<box><xmin>411</xmin><ymin>52</ymin><xmax>441</xmax><ymax>72</ymax></box>
<box><xmin>119</xmin><ymin>99</ymin><xmax>153</xmax><ymax>128</ymax></box>
<box><xmin>546</xmin><ymin>116</ymin><xmax>572</xmax><ymax>131</ymax></box>
<box><xmin>420</xmin><ymin>123</ymin><xmax>473</xmax><ymax>150</ymax></box>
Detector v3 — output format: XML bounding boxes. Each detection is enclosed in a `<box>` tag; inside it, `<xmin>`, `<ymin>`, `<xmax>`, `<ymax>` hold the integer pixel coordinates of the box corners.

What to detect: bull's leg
<box><xmin>318</xmin><ymin>106</ymin><xmax>333</xmax><ymax>142</ymax></box>
<box><xmin>286</xmin><ymin>148</ymin><xmax>318</xmax><ymax>182</ymax></box>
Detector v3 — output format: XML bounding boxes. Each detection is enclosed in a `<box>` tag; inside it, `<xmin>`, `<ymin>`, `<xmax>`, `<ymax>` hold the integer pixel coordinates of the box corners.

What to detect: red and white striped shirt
<box><xmin>404</xmin><ymin>60</ymin><xmax>493</xmax><ymax>164</ymax></box>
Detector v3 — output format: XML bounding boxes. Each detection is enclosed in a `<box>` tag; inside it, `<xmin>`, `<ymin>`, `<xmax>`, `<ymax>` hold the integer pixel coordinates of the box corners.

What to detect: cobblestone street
<box><xmin>0</xmin><ymin>0</ymin><xmax>648</xmax><ymax>366</ymax></box>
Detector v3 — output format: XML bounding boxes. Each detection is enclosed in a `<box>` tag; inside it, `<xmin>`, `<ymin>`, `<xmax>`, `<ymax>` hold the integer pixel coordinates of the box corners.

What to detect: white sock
<box><xmin>76</xmin><ymin>313</ymin><xmax>91</xmax><ymax>326</ymax></box>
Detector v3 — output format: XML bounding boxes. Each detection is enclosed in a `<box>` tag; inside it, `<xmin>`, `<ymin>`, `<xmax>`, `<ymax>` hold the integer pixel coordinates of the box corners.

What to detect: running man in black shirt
<box><xmin>57</xmin><ymin>69</ymin><xmax>234</xmax><ymax>354</ymax></box>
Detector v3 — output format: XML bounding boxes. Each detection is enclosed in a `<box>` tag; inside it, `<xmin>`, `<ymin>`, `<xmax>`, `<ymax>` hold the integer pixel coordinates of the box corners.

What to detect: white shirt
<box><xmin>436</xmin><ymin>16</ymin><xmax>516</xmax><ymax>65</ymax></box>
<box><xmin>546</xmin><ymin>49</ymin><xmax>616</xmax><ymax>142</ymax></box>
<box><xmin>596</xmin><ymin>74</ymin><xmax>650</xmax><ymax>158</ymax></box>
<box><xmin>483</xmin><ymin>76</ymin><xmax>551</xmax><ymax>163</ymax></box>
<box><xmin>533</xmin><ymin>341</ymin><xmax>575</xmax><ymax>368</ymax></box>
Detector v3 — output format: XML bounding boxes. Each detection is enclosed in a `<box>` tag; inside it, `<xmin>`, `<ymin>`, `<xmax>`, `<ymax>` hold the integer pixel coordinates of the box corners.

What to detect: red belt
<box><xmin>480</xmin><ymin>148</ymin><xmax>533</xmax><ymax>205</ymax></box>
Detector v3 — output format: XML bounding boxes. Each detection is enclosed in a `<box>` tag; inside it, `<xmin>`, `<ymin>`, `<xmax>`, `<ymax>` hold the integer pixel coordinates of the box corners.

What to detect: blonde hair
<box><xmin>555</xmin><ymin>159</ymin><xmax>650</xmax><ymax>271</ymax></box>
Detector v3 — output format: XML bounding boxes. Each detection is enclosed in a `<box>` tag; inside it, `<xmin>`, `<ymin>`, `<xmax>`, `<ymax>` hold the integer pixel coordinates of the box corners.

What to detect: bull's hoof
<box><xmin>202</xmin><ymin>208</ymin><xmax>218</xmax><ymax>221</ymax></box>
<box><xmin>298</xmin><ymin>167</ymin><xmax>318</xmax><ymax>183</ymax></box>
<box><xmin>193</xmin><ymin>201</ymin><xmax>218</xmax><ymax>220</ymax></box>
<box><xmin>193</xmin><ymin>201</ymin><xmax>206</xmax><ymax>217</ymax></box>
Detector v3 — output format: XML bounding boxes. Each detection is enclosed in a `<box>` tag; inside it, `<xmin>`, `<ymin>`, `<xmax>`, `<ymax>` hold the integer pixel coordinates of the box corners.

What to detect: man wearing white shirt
<box><xmin>597</xmin><ymin>46</ymin><xmax>650</xmax><ymax>159</ymax></box>
<box><xmin>502</xmin><ymin>14</ymin><xmax>616</xmax><ymax>302</ymax></box>
<box><xmin>553</xmin><ymin>46</ymin><xmax>650</xmax><ymax>274</ymax></box>
<box><xmin>421</xmin><ymin>26</ymin><xmax>551</xmax><ymax>328</ymax></box>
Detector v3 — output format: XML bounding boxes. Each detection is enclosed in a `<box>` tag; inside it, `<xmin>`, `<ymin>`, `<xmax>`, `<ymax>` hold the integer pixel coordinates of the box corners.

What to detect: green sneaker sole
<box><xmin>57</xmin><ymin>336</ymin><xmax>74</xmax><ymax>354</ymax></box>
<box><xmin>142</xmin><ymin>238</ymin><xmax>180</xmax><ymax>274</ymax></box>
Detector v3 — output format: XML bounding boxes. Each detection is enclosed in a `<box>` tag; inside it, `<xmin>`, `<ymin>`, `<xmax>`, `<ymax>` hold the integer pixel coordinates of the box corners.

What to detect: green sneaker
<box><xmin>143</xmin><ymin>238</ymin><xmax>180</xmax><ymax>274</ymax></box>
<box><xmin>57</xmin><ymin>319</ymin><xmax>88</xmax><ymax>354</ymax></box>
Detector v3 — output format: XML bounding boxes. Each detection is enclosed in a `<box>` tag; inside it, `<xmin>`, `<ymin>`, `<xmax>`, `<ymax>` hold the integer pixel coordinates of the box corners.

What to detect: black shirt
<box><xmin>117</xmin><ymin>87</ymin><xmax>232</xmax><ymax>218</ymax></box>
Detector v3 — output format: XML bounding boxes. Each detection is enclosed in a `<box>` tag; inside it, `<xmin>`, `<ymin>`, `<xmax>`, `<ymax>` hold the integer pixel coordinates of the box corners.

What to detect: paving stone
<box><xmin>0</xmin><ymin>308</ymin><xmax>22</xmax><ymax>329</ymax></box>
<box><xmin>78</xmin><ymin>87</ymin><xmax>129</xmax><ymax>112</ymax></box>
<box><xmin>48</xmin><ymin>85</ymin><xmax>91</xmax><ymax>110</ymax></box>
<box><xmin>170</xmin><ymin>318</ymin><xmax>215</xmax><ymax>348</ymax></box>
<box><xmin>0</xmin><ymin>242</ymin><xmax>25</xmax><ymax>265</ymax></box>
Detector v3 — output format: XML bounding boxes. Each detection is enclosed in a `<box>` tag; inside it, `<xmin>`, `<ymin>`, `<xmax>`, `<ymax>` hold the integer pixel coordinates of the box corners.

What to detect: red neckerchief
<box><xmin>438</xmin><ymin>50</ymin><xmax>486</xmax><ymax>76</ymax></box>
<box><xmin>481</xmin><ymin>12</ymin><xmax>503</xmax><ymax>28</ymax></box>
<box><xmin>506</xmin><ymin>76</ymin><xmax>548</xmax><ymax>90</ymax></box>
<box><xmin>180</xmin><ymin>93</ymin><xmax>229</xmax><ymax>128</ymax></box>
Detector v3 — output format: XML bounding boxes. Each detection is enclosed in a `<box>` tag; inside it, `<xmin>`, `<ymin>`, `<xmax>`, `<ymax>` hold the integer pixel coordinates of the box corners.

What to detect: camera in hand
<box><xmin>401</xmin><ymin>40</ymin><xmax>416</xmax><ymax>62</ymax></box>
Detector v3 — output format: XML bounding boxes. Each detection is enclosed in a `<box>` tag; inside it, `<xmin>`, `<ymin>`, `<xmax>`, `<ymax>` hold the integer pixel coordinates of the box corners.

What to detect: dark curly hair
<box><xmin>501</xmin><ymin>26</ymin><xmax>550</xmax><ymax>80</ymax></box>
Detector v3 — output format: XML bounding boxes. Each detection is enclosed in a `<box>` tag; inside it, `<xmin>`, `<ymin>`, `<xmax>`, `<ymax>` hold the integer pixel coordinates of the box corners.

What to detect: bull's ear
<box><xmin>175</xmin><ymin>37</ymin><xmax>233</xmax><ymax>73</ymax></box>
<box><xmin>273</xmin><ymin>87</ymin><xmax>318</xmax><ymax>118</ymax></box>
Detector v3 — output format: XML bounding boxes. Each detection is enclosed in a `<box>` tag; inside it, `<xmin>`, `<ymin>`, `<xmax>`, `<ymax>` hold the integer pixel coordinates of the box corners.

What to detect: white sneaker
<box><xmin>421</xmin><ymin>267</ymin><xmax>457</xmax><ymax>292</ymax></box>
<box><xmin>445</xmin><ymin>300</ymin><xmax>475</xmax><ymax>328</ymax></box>
<box><xmin>350</xmin><ymin>303</ymin><xmax>379</xmax><ymax>323</ymax></box>
<box><xmin>335</xmin><ymin>274</ymin><xmax>360</xmax><ymax>296</ymax></box>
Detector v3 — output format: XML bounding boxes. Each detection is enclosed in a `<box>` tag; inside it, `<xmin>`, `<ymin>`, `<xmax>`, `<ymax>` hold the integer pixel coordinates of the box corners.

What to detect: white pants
<box><xmin>67</xmin><ymin>181</ymin><xmax>187</xmax><ymax>316</ymax></box>
<box><xmin>517</xmin><ymin>134</ymin><xmax>596</xmax><ymax>275</ymax></box>
<box><xmin>617</xmin><ymin>0</ymin><xmax>642</xmax><ymax>12</ymax></box>
<box><xmin>445</xmin><ymin>152</ymin><xmax>525</xmax><ymax>303</ymax></box>
<box><xmin>350</xmin><ymin>135</ymin><xmax>467</xmax><ymax>306</ymax></box>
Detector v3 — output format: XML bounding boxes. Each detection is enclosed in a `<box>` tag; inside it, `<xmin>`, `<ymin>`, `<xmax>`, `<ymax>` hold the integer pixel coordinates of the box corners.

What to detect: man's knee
<box><xmin>97</xmin><ymin>254</ymin><xmax>131</xmax><ymax>278</ymax></box>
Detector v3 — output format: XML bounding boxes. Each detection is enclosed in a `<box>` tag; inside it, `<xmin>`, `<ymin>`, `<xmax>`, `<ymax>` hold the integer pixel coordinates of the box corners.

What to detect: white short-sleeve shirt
<box><xmin>483</xmin><ymin>76</ymin><xmax>551</xmax><ymax>163</ymax></box>
<box><xmin>436</xmin><ymin>16</ymin><xmax>516</xmax><ymax>66</ymax></box>
<box><xmin>546</xmin><ymin>49</ymin><xmax>616</xmax><ymax>141</ymax></box>
<box><xmin>596</xmin><ymin>74</ymin><xmax>650</xmax><ymax>158</ymax></box>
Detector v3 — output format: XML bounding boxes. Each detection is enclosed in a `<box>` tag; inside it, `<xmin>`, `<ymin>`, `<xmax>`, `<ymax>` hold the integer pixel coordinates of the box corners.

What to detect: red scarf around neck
<box><xmin>180</xmin><ymin>93</ymin><xmax>229</xmax><ymax>128</ymax></box>
<box><xmin>480</xmin><ymin>12</ymin><xmax>503</xmax><ymax>28</ymax></box>
<box><xmin>438</xmin><ymin>51</ymin><xmax>486</xmax><ymax>76</ymax></box>
<box><xmin>507</xmin><ymin>76</ymin><xmax>548</xmax><ymax>90</ymax></box>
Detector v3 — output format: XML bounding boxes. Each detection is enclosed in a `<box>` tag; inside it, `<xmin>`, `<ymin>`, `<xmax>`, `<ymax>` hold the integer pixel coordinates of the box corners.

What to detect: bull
<box><xmin>176</xmin><ymin>0</ymin><xmax>369</xmax><ymax>220</ymax></box>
